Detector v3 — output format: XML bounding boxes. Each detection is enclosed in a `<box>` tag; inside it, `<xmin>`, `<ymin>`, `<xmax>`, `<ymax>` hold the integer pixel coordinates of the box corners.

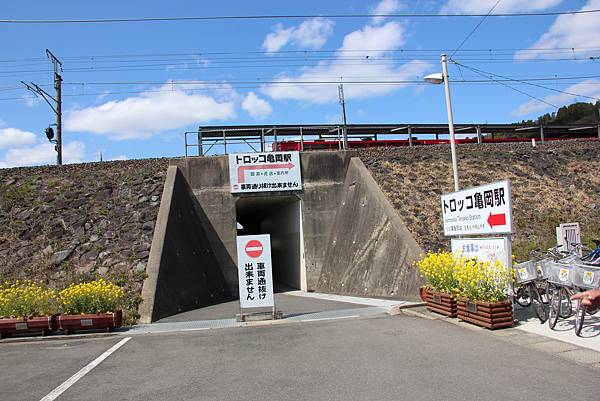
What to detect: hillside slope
<box><xmin>358</xmin><ymin>140</ymin><xmax>600</xmax><ymax>259</ymax></box>
<box><xmin>0</xmin><ymin>158</ymin><xmax>170</xmax><ymax>321</ymax></box>
<box><xmin>1</xmin><ymin>140</ymin><xmax>598</xmax><ymax>322</ymax></box>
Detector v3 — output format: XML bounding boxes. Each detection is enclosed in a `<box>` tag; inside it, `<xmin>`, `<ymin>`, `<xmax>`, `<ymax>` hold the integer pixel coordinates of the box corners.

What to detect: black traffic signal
<box><xmin>45</xmin><ymin>126</ymin><xmax>54</xmax><ymax>141</ymax></box>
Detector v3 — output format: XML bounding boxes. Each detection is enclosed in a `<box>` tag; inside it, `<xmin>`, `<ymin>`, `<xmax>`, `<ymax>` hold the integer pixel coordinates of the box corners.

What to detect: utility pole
<box><xmin>338</xmin><ymin>84</ymin><xmax>348</xmax><ymax>150</ymax></box>
<box><xmin>47</xmin><ymin>49</ymin><xmax>63</xmax><ymax>165</ymax></box>
<box><xmin>441</xmin><ymin>54</ymin><xmax>459</xmax><ymax>191</ymax></box>
<box><xmin>22</xmin><ymin>49</ymin><xmax>63</xmax><ymax>165</ymax></box>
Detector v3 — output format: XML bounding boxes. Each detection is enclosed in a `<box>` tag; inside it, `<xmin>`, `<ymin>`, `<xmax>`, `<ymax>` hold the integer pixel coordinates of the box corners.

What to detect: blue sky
<box><xmin>1</xmin><ymin>0</ymin><xmax>599</xmax><ymax>166</ymax></box>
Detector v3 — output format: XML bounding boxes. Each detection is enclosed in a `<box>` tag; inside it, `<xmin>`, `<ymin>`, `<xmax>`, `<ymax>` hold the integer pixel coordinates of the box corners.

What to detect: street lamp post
<box><xmin>425</xmin><ymin>53</ymin><xmax>460</xmax><ymax>192</ymax></box>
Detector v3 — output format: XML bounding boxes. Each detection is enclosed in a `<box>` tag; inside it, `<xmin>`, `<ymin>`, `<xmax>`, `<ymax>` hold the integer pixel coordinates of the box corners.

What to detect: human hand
<box><xmin>571</xmin><ymin>289</ymin><xmax>600</xmax><ymax>312</ymax></box>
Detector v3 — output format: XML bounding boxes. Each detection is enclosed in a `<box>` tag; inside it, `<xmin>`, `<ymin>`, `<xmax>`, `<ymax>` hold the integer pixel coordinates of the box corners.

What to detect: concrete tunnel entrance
<box><xmin>235</xmin><ymin>195</ymin><xmax>306</xmax><ymax>292</ymax></box>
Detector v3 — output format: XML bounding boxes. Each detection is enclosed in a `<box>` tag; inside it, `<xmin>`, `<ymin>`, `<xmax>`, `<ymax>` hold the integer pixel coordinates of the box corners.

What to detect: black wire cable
<box><xmin>450</xmin><ymin>0</ymin><xmax>502</xmax><ymax>59</ymax></box>
<box><xmin>0</xmin><ymin>9</ymin><xmax>597</xmax><ymax>24</ymax></box>
<box><xmin>453</xmin><ymin>61</ymin><xmax>600</xmax><ymax>101</ymax></box>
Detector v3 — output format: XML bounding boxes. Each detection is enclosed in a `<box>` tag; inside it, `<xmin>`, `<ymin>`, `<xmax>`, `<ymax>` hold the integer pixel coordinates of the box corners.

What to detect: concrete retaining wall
<box><xmin>318</xmin><ymin>157</ymin><xmax>424</xmax><ymax>299</ymax></box>
<box><xmin>139</xmin><ymin>166</ymin><xmax>231</xmax><ymax>323</ymax></box>
<box><xmin>142</xmin><ymin>151</ymin><xmax>423</xmax><ymax>321</ymax></box>
<box><xmin>172</xmin><ymin>151</ymin><xmax>355</xmax><ymax>293</ymax></box>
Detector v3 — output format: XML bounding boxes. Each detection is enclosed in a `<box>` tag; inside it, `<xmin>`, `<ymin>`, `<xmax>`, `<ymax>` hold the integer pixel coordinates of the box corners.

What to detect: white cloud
<box><xmin>440</xmin><ymin>0</ymin><xmax>563</xmax><ymax>13</ymax></box>
<box><xmin>515</xmin><ymin>0</ymin><xmax>600</xmax><ymax>60</ymax></box>
<box><xmin>371</xmin><ymin>0</ymin><xmax>404</xmax><ymax>25</ymax></box>
<box><xmin>262</xmin><ymin>17</ymin><xmax>335</xmax><ymax>53</ymax></box>
<box><xmin>513</xmin><ymin>79</ymin><xmax>600</xmax><ymax>116</ymax></box>
<box><xmin>242</xmin><ymin>92</ymin><xmax>273</xmax><ymax>119</ymax></box>
<box><xmin>262</xmin><ymin>21</ymin><xmax>431</xmax><ymax>103</ymax></box>
<box><xmin>0</xmin><ymin>140</ymin><xmax>85</xmax><ymax>168</ymax></box>
<box><xmin>64</xmin><ymin>83</ymin><xmax>237</xmax><ymax>140</ymax></box>
<box><xmin>0</xmin><ymin>128</ymin><xmax>37</xmax><ymax>149</ymax></box>
<box><xmin>339</xmin><ymin>21</ymin><xmax>404</xmax><ymax>53</ymax></box>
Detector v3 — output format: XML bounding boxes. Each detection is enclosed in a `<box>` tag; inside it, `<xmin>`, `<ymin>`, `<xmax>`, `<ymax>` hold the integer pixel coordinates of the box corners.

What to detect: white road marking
<box><xmin>285</xmin><ymin>290</ymin><xmax>415</xmax><ymax>309</ymax></box>
<box><xmin>180</xmin><ymin>327</ymin><xmax>211</xmax><ymax>332</ymax></box>
<box><xmin>40</xmin><ymin>337</ymin><xmax>132</xmax><ymax>401</ymax></box>
<box><xmin>301</xmin><ymin>315</ymin><xmax>360</xmax><ymax>322</ymax></box>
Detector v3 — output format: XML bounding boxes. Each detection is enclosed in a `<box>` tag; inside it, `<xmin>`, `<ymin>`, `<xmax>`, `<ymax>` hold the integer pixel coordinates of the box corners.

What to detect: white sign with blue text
<box><xmin>451</xmin><ymin>237</ymin><xmax>511</xmax><ymax>269</ymax></box>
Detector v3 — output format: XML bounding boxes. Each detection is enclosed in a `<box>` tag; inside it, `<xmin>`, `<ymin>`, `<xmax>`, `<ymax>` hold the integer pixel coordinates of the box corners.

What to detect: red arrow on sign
<box><xmin>237</xmin><ymin>163</ymin><xmax>295</xmax><ymax>184</ymax></box>
<box><xmin>487</xmin><ymin>212</ymin><xmax>506</xmax><ymax>228</ymax></box>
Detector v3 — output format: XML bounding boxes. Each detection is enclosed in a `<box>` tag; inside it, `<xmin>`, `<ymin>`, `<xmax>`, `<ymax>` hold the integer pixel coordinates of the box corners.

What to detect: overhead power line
<box><xmin>453</xmin><ymin>61</ymin><xmax>600</xmax><ymax>102</ymax></box>
<box><xmin>450</xmin><ymin>0</ymin><xmax>502</xmax><ymax>58</ymax></box>
<box><xmin>3</xmin><ymin>75</ymin><xmax>600</xmax><ymax>100</ymax></box>
<box><xmin>0</xmin><ymin>9</ymin><xmax>598</xmax><ymax>24</ymax></box>
<box><xmin>2</xmin><ymin>47</ymin><xmax>599</xmax><ymax>65</ymax></box>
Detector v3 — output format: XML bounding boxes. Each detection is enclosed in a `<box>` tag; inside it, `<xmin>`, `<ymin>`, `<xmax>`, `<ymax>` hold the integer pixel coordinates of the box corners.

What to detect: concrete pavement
<box><xmin>2</xmin><ymin>313</ymin><xmax>599</xmax><ymax>401</ymax></box>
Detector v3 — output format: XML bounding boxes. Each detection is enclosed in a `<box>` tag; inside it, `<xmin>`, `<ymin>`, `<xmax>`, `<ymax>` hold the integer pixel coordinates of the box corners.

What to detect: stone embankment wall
<box><xmin>358</xmin><ymin>139</ymin><xmax>600</xmax><ymax>259</ymax></box>
<box><xmin>0</xmin><ymin>158</ymin><xmax>170</xmax><ymax>321</ymax></box>
<box><xmin>1</xmin><ymin>139</ymin><xmax>598</xmax><ymax>322</ymax></box>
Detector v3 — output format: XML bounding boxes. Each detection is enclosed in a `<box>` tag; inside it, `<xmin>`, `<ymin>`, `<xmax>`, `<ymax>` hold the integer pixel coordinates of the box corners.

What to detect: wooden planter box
<box><xmin>424</xmin><ymin>287</ymin><xmax>457</xmax><ymax>318</ymax></box>
<box><xmin>57</xmin><ymin>310</ymin><xmax>122</xmax><ymax>334</ymax></box>
<box><xmin>0</xmin><ymin>315</ymin><xmax>56</xmax><ymax>339</ymax></box>
<box><xmin>457</xmin><ymin>298</ymin><xmax>513</xmax><ymax>330</ymax></box>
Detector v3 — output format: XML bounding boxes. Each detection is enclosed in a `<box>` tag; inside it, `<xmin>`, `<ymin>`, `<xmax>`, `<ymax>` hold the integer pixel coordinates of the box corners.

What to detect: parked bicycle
<box><xmin>570</xmin><ymin>240</ymin><xmax>600</xmax><ymax>336</ymax></box>
<box><xmin>545</xmin><ymin>260</ymin><xmax>575</xmax><ymax>329</ymax></box>
<box><xmin>513</xmin><ymin>260</ymin><xmax>547</xmax><ymax>323</ymax></box>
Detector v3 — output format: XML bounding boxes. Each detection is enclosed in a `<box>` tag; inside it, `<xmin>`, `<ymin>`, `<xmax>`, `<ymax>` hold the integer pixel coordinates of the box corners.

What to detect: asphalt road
<box><xmin>1</xmin><ymin>314</ymin><xmax>598</xmax><ymax>401</ymax></box>
<box><xmin>156</xmin><ymin>292</ymin><xmax>368</xmax><ymax>323</ymax></box>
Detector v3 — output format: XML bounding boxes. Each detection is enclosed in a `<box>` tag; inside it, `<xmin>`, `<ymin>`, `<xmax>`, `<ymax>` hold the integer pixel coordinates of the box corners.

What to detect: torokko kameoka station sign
<box><xmin>440</xmin><ymin>180</ymin><xmax>513</xmax><ymax>236</ymax></box>
<box><xmin>228</xmin><ymin>151</ymin><xmax>302</xmax><ymax>194</ymax></box>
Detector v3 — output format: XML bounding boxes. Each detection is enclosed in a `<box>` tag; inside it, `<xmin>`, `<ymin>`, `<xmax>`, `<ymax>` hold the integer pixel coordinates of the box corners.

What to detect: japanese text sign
<box><xmin>236</xmin><ymin>234</ymin><xmax>274</xmax><ymax>309</ymax></box>
<box><xmin>451</xmin><ymin>237</ymin><xmax>511</xmax><ymax>269</ymax></box>
<box><xmin>229</xmin><ymin>151</ymin><xmax>302</xmax><ymax>193</ymax></box>
<box><xmin>441</xmin><ymin>180</ymin><xmax>513</xmax><ymax>236</ymax></box>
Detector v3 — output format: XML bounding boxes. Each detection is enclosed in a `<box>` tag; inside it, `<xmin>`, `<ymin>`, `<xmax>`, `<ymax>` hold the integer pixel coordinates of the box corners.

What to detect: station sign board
<box><xmin>441</xmin><ymin>180</ymin><xmax>513</xmax><ymax>236</ymax></box>
<box><xmin>229</xmin><ymin>151</ymin><xmax>302</xmax><ymax>193</ymax></box>
<box><xmin>451</xmin><ymin>237</ymin><xmax>511</xmax><ymax>269</ymax></box>
<box><xmin>236</xmin><ymin>234</ymin><xmax>274</xmax><ymax>309</ymax></box>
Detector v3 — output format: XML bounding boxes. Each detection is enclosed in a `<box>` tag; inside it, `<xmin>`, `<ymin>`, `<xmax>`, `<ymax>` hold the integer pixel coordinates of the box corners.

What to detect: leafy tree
<box><xmin>519</xmin><ymin>101</ymin><xmax>600</xmax><ymax>125</ymax></box>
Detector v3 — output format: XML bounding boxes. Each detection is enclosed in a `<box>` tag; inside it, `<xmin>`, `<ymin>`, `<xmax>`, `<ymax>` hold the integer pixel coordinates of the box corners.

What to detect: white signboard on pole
<box><xmin>236</xmin><ymin>234</ymin><xmax>274</xmax><ymax>309</ymax></box>
<box><xmin>441</xmin><ymin>180</ymin><xmax>513</xmax><ymax>236</ymax></box>
<box><xmin>229</xmin><ymin>151</ymin><xmax>302</xmax><ymax>193</ymax></box>
<box><xmin>451</xmin><ymin>237</ymin><xmax>511</xmax><ymax>269</ymax></box>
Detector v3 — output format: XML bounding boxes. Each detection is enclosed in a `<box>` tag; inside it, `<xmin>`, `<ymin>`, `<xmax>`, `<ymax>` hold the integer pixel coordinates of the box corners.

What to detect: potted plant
<box><xmin>455</xmin><ymin>257</ymin><xmax>513</xmax><ymax>330</ymax></box>
<box><xmin>0</xmin><ymin>280</ymin><xmax>57</xmax><ymax>338</ymax></box>
<box><xmin>416</xmin><ymin>252</ymin><xmax>459</xmax><ymax>318</ymax></box>
<box><xmin>56</xmin><ymin>279</ymin><xmax>124</xmax><ymax>334</ymax></box>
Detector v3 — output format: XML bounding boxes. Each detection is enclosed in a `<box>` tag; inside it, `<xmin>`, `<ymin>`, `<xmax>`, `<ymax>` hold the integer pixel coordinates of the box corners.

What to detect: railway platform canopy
<box><xmin>184</xmin><ymin>123</ymin><xmax>600</xmax><ymax>156</ymax></box>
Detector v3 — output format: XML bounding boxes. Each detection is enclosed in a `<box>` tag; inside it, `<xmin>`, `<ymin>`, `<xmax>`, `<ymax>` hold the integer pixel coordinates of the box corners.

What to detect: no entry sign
<box><xmin>441</xmin><ymin>180</ymin><xmax>513</xmax><ymax>236</ymax></box>
<box><xmin>236</xmin><ymin>234</ymin><xmax>274</xmax><ymax>309</ymax></box>
<box><xmin>245</xmin><ymin>240</ymin><xmax>263</xmax><ymax>258</ymax></box>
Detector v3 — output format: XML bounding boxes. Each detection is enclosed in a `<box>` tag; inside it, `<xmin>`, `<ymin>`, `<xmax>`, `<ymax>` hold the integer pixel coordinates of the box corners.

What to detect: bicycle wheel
<box><xmin>530</xmin><ymin>284</ymin><xmax>547</xmax><ymax>323</ymax></box>
<box><xmin>548</xmin><ymin>288</ymin><xmax>561</xmax><ymax>330</ymax></box>
<box><xmin>515</xmin><ymin>285</ymin><xmax>531</xmax><ymax>307</ymax></box>
<box><xmin>559</xmin><ymin>290</ymin><xmax>572</xmax><ymax>319</ymax></box>
<box><xmin>574</xmin><ymin>299</ymin><xmax>585</xmax><ymax>337</ymax></box>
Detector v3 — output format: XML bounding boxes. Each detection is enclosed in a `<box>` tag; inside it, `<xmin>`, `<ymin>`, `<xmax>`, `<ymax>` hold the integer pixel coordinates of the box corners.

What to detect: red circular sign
<box><xmin>245</xmin><ymin>240</ymin><xmax>263</xmax><ymax>258</ymax></box>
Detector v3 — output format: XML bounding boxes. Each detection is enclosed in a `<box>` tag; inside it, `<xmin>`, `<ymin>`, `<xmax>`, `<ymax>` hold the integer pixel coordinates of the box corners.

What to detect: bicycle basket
<box><xmin>514</xmin><ymin>261</ymin><xmax>537</xmax><ymax>284</ymax></box>
<box><xmin>545</xmin><ymin>261</ymin><xmax>573</xmax><ymax>286</ymax></box>
<box><xmin>572</xmin><ymin>263</ymin><xmax>600</xmax><ymax>289</ymax></box>
<box><xmin>534</xmin><ymin>258</ymin><xmax>552</xmax><ymax>280</ymax></box>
